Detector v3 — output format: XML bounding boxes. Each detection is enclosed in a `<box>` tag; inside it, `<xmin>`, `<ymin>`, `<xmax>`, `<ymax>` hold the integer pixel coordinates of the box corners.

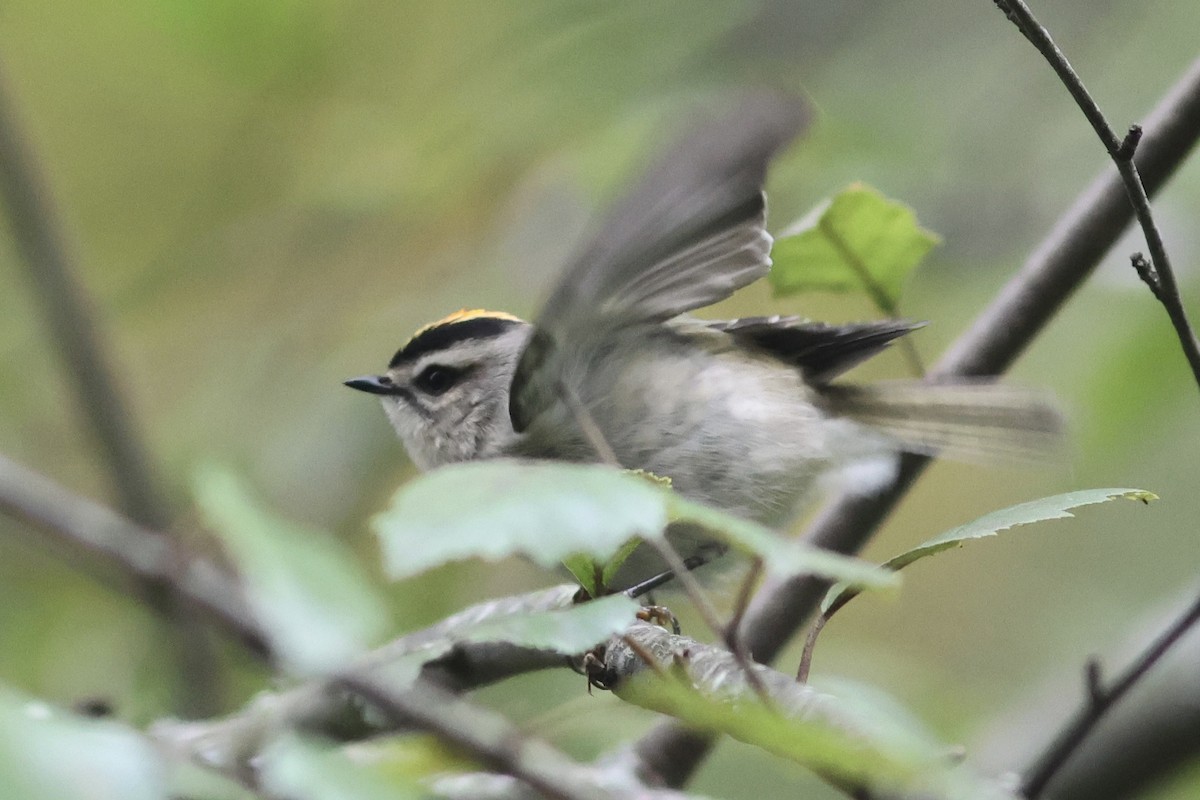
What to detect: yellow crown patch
<box><xmin>407</xmin><ymin>308</ymin><xmax>524</xmax><ymax>345</ymax></box>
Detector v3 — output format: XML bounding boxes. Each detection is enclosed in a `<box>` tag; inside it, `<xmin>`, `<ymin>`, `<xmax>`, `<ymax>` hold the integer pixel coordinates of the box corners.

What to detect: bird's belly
<box><xmin>596</xmin><ymin>352</ymin><xmax>836</xmax><ymax>527</ymax></box>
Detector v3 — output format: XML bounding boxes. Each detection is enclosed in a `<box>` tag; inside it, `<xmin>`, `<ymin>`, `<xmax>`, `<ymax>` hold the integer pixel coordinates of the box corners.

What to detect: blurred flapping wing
<box><xmin>510</xmin><ymin>93</ymin><xmax>809</xmax><ymax>432</ymax></box>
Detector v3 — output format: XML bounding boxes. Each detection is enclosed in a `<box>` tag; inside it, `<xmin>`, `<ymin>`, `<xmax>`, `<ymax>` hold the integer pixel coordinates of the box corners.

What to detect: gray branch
<box><xmin>342</xmin><ymin>673</ymin><xmax>705</xmax><ymax>800</ymax></box>
<box><xmin>972</xmin><ymin>585</ymin><xmax>1200</xmax><ymax>800</ymax></box>
<box><xmin>631</xmin><ymin>50</ymin><xmax>1200</xmax><ymax>790</ymax></box>
<box><xmin>0</xmin><ymin>453</ymin><xmax>266</xmax><ymax>654</ymax></box>
<box><xmin>0</xmin><ymin>62</ymin><xmax>169</xmax><ymax>530</ymax></box>
<box><xmin>149</xmin><ymin>586</ymin><xmax>579</xmax><ymax>779</ymax></box>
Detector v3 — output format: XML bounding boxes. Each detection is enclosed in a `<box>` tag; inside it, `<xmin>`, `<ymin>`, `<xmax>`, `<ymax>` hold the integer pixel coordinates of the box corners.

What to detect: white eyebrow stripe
<box><xmin>410</xmin><ymin>338</ymin><xmax>495</xmax><ymax>373</ymax></box>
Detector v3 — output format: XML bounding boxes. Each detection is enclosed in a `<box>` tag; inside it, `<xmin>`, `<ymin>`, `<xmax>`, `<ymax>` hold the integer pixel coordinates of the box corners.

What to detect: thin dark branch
<box><xmin>0</xmin><ymin>453</ymin><xmax>268</xmax><ymax>656</ymax></box>
<box><xmin>0</xmin><ymin>62</ymin><xmax>225</xmax><ymax>713</ymax></box>
<box><xmin>629</xmin><ymin>53</ymin><xmax>1200</xmax><ymax>788</ymax></box>
<box><xmin>0</xmin><ymin>63</ymin><xmax>170</xmax><ymax>529</ymax></box>
<box><xmin>1020</xmin><ymin>590</ymin><xmax>1200</xmax><ymax>798</ymax></box>
<box><xmin>0</xmin><ymin>455</ymin><xmax>571</xmax><ymax>711</ymax></box>
<box><xmin>994</xmin><ymin>2</ymin><xmax>1200</xmax><ymax>393</ymax></box>
<box><xmin>156</xmin><ymin>626</ymin><xmax>677</xmax><ymax>799</ymax></box>
<box><xmin>988</xmin><ymin>4</ymin><xmax>1200</xmax><ymax>792</ymax></box>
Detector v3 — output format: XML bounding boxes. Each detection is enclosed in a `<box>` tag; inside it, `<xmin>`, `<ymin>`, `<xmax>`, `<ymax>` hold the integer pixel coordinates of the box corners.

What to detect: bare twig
<box><xmin>986</xmin><ymin>5</ymin><xmax>1200</xmax><ymax>793</ymax></box>
<box><xmin>973</xmin><ymin>586</ymin><xmax>1200</xmax><ymax>800</ymax></box>
<box><xmin>1</xmin><ymin>449</ymin><xmax>592</xmax><ymax>705</ymax></box>
<box><xmin>630</xmin><ymin>54</ymin><xmax>1200</xmax><ymax>788</ymax></box>
<box><xmin>725</xmin><ymin>558</ymin><xmax>764</xmax><ymax>656</ymax></box>
<box><xmin>1019</xmin><ymin>590</ymin><xmax>1200</xmax><ymax>798</ymax></box>
<box><xmin>993</xmin><ymin>2</ymin><xmax>1200</xmax><ymax>394</ymax></box>
<box><xmin>0</xmin><ymin>453</ymin><xmax>267</xmax><ymax>655</ymax></box>
<box><xmin>159</xmin><ymin>647</ymin><xmax>681</xmax><ymax>800</ymax></box>
<box><xmin>149</xmin><ymin>585</ymin><xmax>584</xmax><ymax>785</ymax></box>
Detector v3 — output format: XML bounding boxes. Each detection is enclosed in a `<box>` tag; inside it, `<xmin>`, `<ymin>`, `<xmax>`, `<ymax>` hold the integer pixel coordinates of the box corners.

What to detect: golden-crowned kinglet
<box><xmin>346</xmin><ymin>95</ymin><xmax>1062</xmax><ymax>589</ymax></box>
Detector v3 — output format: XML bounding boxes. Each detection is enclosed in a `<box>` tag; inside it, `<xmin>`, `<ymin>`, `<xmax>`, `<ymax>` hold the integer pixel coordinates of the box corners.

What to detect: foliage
<box><xmin>374</xmin><ymin>460</ymin><xmax>898</xmax><ymax>593</ymax></box>
<box><xmin>822</xmin><ymin>488</ymin><xmax>1158</xmax><ymax>616</ymax></box>
<box><xmin>771</xmin><ymin>183</ymin><xmax>939</xmax><ymax>313</ymax></box>
<box><xmin>620</xmin><ymin>674</ymin><xmax>1012</xmax><ymax>800</ymax></box>
<box><xmin>194</xmin><ymin>465</ymin><xmax>389</xmax><ymax>676</ymax></box>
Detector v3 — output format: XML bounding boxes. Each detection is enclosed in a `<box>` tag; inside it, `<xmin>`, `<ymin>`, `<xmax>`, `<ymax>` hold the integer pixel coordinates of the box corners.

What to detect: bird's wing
<box><xmin>538</xmin><ymin>93</ymin><xmax>807</xmax><ymax>330</ymax></box>
<box><xmin>703</xmin><ymin>316</ymin><xmax>926</xmax><ymax>383</ymax></box>
<box><xmin>510</xmin><ymin>93</ymin><xmax>808</xmax><ymax>432</ymax></box>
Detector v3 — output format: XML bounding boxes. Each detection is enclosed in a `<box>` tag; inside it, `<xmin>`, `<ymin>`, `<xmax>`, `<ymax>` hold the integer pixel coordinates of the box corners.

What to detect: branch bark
<box><xmin>631</xmin><ymin>51</ymin><xmax>1200</xmax><ymax>790</ymax></box>
<box><xmin>0</xmin><ymin>453</ymin><xmax>267</xmax><ymax>655</ymax></box>
<box><xmin>148</xmin><ymin>585</ymin><xmax>580</xmax><ymax>783</ymax></box>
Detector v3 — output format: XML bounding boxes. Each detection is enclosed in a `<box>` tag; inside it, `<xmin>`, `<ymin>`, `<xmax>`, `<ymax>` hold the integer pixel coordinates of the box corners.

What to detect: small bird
<box><xmin>346</xmin><ymin>95</ymin><xmax>1062</xmax><ymax>589</ymax></box>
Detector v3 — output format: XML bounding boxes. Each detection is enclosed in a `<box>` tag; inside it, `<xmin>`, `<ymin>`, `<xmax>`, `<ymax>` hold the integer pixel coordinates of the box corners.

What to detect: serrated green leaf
<box><xmin>373</xmin><ymin>461</ymin><xmax>667</xmax><ymax>580</ymax></box>
<box><xmin>259</xmin><ymin>733</ymin><xmax>429</xmax><ymax>800</ymax></box>
<box><xmin>670</xmin><ymin>497</ymin><xmax>899</xmax><ymax>591</ymax></box>
<box><xmin>0</xmin><ymin>685</ymin><xmax>165</xmax><ymax>800</ymax></box>
<box><xmin>194</xmin><ymin>465</ymin><xmax>389</xmax><ymax>676</ymax></box>
<box><xmin>771</xmin><ymin>183</ymin><xmax>939</xmax><ymax>311</ymax></box>
<box><xmin>822</xmin><ymin>488</ymin><xmax>1158</xmax><ymax>614</ymax></box>
<box><xmin>619</xmin><ymin>675</ymin><xmax>1009</xmax><ymax>800</ymax></box>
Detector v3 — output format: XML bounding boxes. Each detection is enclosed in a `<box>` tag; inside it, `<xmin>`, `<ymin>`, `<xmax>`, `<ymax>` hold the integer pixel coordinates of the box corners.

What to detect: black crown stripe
<box><xmin>389</xmin><ymin>316</ymin><xmax>523</xmax><ymax>368</ymax></box>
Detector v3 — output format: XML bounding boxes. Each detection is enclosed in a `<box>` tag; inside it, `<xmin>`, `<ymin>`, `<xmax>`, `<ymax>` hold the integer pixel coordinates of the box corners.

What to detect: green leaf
<box><xmin>357</xmin><ymin>587</ymin><xmax>628</xmax><ymax>691</ymax></box>
<box><xmin>373</xmin><ymin>461</ymin><xmax>667</xmax><ymax>580</ymax></box>
<box><xmin>561</xmin><ymin>552</ymin><xmax>603</xmax><ymax>596</ymax></box>
<box><xmin>563</xmin><ymin>537</ymin><xmax>643</xmax><ymax>597</ymax></box>
<box><xmin>459</xmin><ymin>593</ymin><xmax>639</xmax><ymax>653</ymax></box>
<box><xmin>670</xmin><ymin>497</ymin><xmax>899</xmax><ymax>591</ymax></box>
<box><xmin>619</xmin><ymin>675</ymin><xmax>1009</xmax><ymax>799</ymax></box>
<box><xmin>0</xmin><ymin>685</ymin><xmax>165</xmax><ymax>800</ymax></box>
<box><xmin>770</xmin><ymin>183</ymin><xmax>940</xmax><ymax>312</ymax></box>
<box><xmin>194</xmin><ymin>465</ymin><xmax>389</xmax><ymax>676</ymax></box>
<box><xmin>564</xmin><ymin>470</ymin><xmax>674</xmax><ymax>595</ymax></box>
<box><xmin>259</xmin><ymin>733</ymin><xmax>428</xmax><ymax>800</ymax></box>
<box><xmin>375</xmin><ymin>461</ymin><xmax>895</xmax><ymax>592</ymax></box>
<box><xmin>822</xmin><ymin>488</ymin><xmax>1158</xmax><ymax>615</ymax></box>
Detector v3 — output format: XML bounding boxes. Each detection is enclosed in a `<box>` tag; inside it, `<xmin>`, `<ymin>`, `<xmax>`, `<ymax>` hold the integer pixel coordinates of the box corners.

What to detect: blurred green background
<box><xmin>1</xmin><ymin>1</ymin><xmax>1198</xmax><ymax>797</ymax></box>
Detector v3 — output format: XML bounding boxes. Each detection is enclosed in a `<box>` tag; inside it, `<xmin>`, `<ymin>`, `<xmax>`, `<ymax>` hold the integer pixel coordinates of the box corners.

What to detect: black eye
<box><xmin>414</xmin><ymin>365</ymin><xmax>460</xmax><ymax>395</ymax></box>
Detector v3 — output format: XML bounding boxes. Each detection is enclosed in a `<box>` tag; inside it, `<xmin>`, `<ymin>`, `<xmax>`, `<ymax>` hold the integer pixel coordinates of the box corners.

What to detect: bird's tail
<box><xmin>821</xmin><ymin>380</ymin><xmax>1066</xmax><ymax>463</ymax></box>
